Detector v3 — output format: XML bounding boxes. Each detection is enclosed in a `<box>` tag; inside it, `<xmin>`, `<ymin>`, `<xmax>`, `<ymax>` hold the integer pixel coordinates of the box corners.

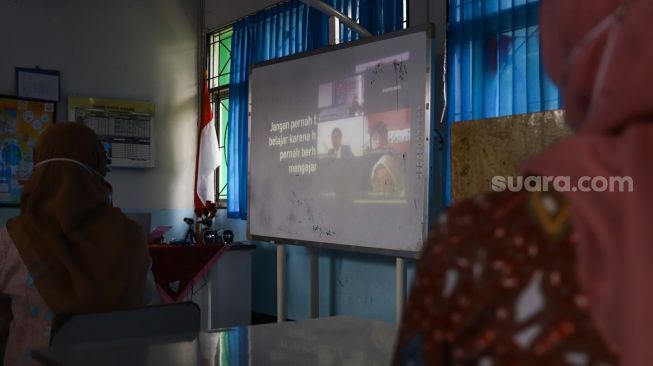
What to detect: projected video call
<box><xmin>264</xmin><ymin>52</ymin><xmax>412</xmax><ymax>202</ymax></box>
<box><xmin>250</xmin><ymin>28</ymin><xmax>429</xmax><ymax>251</ymax></box>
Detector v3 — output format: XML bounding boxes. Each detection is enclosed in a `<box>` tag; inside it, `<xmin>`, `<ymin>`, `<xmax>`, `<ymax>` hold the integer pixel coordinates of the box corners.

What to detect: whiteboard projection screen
<box><xmin>249</xmin><ymin>27</ymin><xmax>434</xmax><ymax>255</ymax></box>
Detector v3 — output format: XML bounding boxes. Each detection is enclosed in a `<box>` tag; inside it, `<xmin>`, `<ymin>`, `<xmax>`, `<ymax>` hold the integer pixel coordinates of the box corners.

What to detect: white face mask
<box><xmin>560</xmin><ymin>2</ymin><xmax>631</xmax><ymax>122</ymax></box>
<box><xmin>33</xmin><ymin>158</ymin><xmax>113</xmax><ymax>204</ymax></box>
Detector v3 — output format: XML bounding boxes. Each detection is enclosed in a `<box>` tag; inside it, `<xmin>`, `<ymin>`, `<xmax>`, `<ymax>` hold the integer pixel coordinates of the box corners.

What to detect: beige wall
<box><xmin>0</xmin><ymin>0</ymin><xmax>201</xmax><ymax>210</ymax></box>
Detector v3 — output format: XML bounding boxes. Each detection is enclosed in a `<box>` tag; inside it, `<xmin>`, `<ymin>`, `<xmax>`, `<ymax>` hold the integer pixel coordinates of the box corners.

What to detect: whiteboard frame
<box><xmin>247</xmin><ymin>24</ymin><xmax>436</xmax><ymax>258</ymax></box>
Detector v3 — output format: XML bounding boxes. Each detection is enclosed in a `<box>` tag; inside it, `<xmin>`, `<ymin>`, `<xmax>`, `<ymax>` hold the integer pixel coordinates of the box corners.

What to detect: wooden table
<box><xmin>32</xmin><ymin>316</ymin><xmax>398</xmax><ymax>366</ymax></box>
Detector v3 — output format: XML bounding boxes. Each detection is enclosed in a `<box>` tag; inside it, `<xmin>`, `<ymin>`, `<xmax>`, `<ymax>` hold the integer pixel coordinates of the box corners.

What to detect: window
<box><xmin>208</xmin><ymin>4</ymin><xmax>407</xmax><ymax>208</ymax></box>
<box><xmin>447</xmin><ymin>0</ymin><xmax>560</xmax><ymax>122</ymax></box>
<box><xmin>208</xmin><ymin>27</ymin><xmax>232</xmax><ymax>204</ymax></box>
<box><xmin>336</xmin><ymin>0</ymin><xmax>408</xmax><ymax>42</ymax></box>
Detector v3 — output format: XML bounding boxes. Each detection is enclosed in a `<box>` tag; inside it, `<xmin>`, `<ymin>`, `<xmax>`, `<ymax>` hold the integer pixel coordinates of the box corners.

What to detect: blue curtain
<box><xmin>227</xmin><ymin>1</ymin><xmax>325</xmax><ymax>219</ymax></box>
<box><xmin>329</xmin><ymin>0</ymin><xmax>404</xmax><ymax>43</ymax></box>
<box><xmin>227</xmin><ymin>0</ymin><xmax>404</xmax><ymax>219</ymax></box>
<box><xmin>445</xmin><ymin>0</ymin><xmax>562</xmax><ymax>204</ymax></box>
<box><xmin>447</xmin><ymin>0</ymin><xmax>561</xmax><ymax>122</ymax></box>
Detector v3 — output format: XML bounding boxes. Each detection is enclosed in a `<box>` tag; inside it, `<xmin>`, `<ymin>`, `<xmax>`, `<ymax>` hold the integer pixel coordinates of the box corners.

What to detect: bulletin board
<box><xmin>451</xmin><ymin>110</ymin><xmax>571</xmax><ymax>202</ymax></box>
<box><xmin>0</xmin><ymin>95</ymin><xmax>56</xmax><ymax>206</ymax></box>
<box><xmin>68</xmin><ymin>96</ymin><xmax>155</xmax><ymax>168</ymax></box>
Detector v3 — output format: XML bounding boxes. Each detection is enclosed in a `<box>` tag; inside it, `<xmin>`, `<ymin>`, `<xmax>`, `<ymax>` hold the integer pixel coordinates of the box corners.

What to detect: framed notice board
<box><xmin>0</xmin><ymin>95</ymin><xmax>56</xmax><ymax>206</ymax></box>
<box><xmin>68</xmin><ymin>96</ymin><xmax>155</xmax><ymax>168</ymax></box>
<box><xmin>15</xmin><ymin>67</ymin><xmax>61</xmax><ymax>102</ymax></box>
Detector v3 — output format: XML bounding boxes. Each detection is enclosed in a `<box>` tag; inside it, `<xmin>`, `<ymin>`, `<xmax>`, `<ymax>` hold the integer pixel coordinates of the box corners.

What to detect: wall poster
<box><xmin>0</xmin><ymin>95</ymin><xmax>56</xmax><ymax>206</ymax></box>
<box><xmin>68</xmin><ymin>96</ymin><xmax>155</xmax><ymax>168</ymax></box>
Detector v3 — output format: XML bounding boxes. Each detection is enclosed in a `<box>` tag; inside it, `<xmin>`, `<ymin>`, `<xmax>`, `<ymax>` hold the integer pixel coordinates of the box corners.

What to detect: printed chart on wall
<box><xmin>68</xmin><ymin>96</ymin><xmax>155</xmax><ymax>168</ymax></box>
<box><xmin>0</xmin><ymin>95</ymin><xmax>56</xmax><ymax>206</ymax></box>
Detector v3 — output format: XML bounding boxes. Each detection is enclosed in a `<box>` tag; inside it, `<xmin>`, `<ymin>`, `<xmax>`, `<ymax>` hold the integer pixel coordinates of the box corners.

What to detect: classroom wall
<box><xmin>205</xmin><ymin>0</ymin><xmax>446</xmax><ymax>323</ymax></box>
<box><xmin>220</xmin><ymin>204</ymin><xmax>418</xmax><ymax>322</ymax></box>
<box><xmin>0</xmin><ymin>0</ymin><xmax>201</xmax><ymax>237</ymax></box>
<box><xmin>0</xmin><ymin>0</ymin><xmax>443</xmax><ymax>324</ymax></box>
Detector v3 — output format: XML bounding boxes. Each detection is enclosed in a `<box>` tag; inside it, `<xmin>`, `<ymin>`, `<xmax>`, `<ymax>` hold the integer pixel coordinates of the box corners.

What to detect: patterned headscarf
<box><xmin>527</xmin><ymin>1</ymin><xmax>653</xmax><ymax>364</ymax></box>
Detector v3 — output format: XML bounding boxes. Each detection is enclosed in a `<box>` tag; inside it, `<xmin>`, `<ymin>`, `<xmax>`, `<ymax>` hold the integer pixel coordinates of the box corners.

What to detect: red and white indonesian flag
<box><xmin>194</xmin><ymin>71</ymin><xmax>219</xmax><ymax>211</ymax></box>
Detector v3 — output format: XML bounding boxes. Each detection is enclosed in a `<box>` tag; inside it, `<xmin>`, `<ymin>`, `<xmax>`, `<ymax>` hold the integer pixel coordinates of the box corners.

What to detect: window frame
<box><xmin>207</xmin><ymin>27</ymin><xmax>233</xmax><ymax>207</ymax></box>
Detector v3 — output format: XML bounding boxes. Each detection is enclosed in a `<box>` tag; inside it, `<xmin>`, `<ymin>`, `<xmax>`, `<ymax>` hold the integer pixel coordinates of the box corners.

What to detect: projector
<box><xmin>203</xmin><ymin>229</ymin><xmax>234</xmax><ymax>245</ymax></box>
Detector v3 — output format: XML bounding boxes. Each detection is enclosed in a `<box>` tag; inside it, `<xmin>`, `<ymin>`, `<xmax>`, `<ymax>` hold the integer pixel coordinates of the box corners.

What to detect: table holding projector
<box><xmin>127</xmin><ymin>213</ymin><xmax>254</xmax><ymax>331</ymax></box>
